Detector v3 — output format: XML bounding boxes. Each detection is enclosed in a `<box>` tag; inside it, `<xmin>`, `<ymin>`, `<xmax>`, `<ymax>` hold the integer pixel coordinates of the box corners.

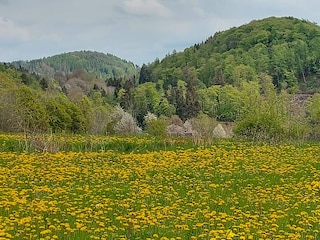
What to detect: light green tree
<box><xmin>197</xmin><ymin>85</ymin><xmax>220</xmax><ymax>117</ymax></box>
<box><xmin>144</xmin><ymin>112</ymin><xmax>168</xmax><ymax>137</ymax></box>
<box><xmin>234</xmin><ymin>74</ymin><xmax>288</xmax><ymax>141</ymax></box>
<box><xmin>133</xmin><ymin>82</ymin><xmax>163</xmax><ymax>124</ymax></box>
<box><xmin>15</xmin><ymin>86</ymin><xmax>49</xmax><ymax>132</ymax></box>
<box><xmin>155</xmin><ymin>98</ymin><xmax>176</xmax><ymax>117</ymax></box>
<box><xmin>216</xmin><ymin>85</ymin><xmax>242</xmax><ymax>121</ymax></box>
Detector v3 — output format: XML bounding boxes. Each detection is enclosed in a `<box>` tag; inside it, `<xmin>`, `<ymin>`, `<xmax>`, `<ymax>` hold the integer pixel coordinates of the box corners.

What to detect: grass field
<box><xmin>0</xmin><ymin>134</ymin><xmax>320</xmax><ymax>239</ymax></box>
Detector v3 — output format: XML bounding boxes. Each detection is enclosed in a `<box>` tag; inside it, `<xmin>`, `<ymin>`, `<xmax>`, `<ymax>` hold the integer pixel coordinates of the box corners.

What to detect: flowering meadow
<box><xmin>0</xmin><ymin>134</ymin><xmax>320</xmax><ymax>239</ymax></box>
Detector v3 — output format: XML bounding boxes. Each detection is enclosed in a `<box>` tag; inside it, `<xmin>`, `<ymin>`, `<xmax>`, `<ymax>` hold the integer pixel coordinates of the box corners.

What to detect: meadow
<box><xmin>0</xmin><ymin>134</ymin><xmax>320</xmax><ymax>239</ymax></box>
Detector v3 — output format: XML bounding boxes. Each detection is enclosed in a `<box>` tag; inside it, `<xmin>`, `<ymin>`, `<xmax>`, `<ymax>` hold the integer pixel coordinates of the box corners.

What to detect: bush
<box><xmin>234</xmin><ymin>113</ymin><xmax>285</xmax><ymax>142</ymax></box>
<box><xmin>187</xmin><ymin>113</ymin><xmax>218</xmax><ymax>138</ymax></box>
<box><xmin>170</xmin><ymin>115</ymin><xmax>184</xmax><ymax>127</ymax></box>
<box><xmin>306</xmin><ymin>93</ymin><xmax>320</xmax><ymax>140</ymax></box>
<box><xmin>110</xmin><ymin>106</ymin><xmax>141</xmax><ymax>135</ymax></box>
<box><xmin>145</xmin><ymin>116</ymin><xmax>168</xmax><ymax>137</ymax></box>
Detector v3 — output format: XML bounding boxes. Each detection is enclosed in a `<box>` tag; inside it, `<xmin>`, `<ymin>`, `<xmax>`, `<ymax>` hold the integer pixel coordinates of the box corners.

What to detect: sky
<box><xmin>0</xmin><ymin>0</ymin><xmax>320</xmax><ymax>66</ymax></box>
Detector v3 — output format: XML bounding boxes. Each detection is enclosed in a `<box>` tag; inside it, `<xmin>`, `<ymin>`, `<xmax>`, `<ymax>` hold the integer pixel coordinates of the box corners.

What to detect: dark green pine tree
<box><xmin>185</xmin><ymin>83</ymin><xmax>200</xmax><ymax>119</ymax></box>
<box><xmin>139</xmin><ymin>64</ymin><xmax>152</xmax><ymax>84</ymax></box>
<box><xmin>175</xmin><ymin>87</ymin><xmax>187</xmax><ymax>121</ymax></box>
<box><xmin>40</xmin><ymin>77</ymin><xmax>48</xmax><ymax>90</ymax></box>
<box><xmin>120</xmin><ymin>78</ymin><xmax>135</xmax><ymax>111</ymax></box>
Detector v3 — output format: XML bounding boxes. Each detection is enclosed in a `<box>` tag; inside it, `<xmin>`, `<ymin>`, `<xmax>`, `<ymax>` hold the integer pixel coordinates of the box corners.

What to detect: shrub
<box><xmin>170</xmin><ymin>115</ymin><xmax>184</xmax><ymax>127</ymax></box>
<box><xmin>111</xmin><ymin>106</ymin><xmax>141</xmax><ymax>135</ymax></box>
<box><xmin>187</xmin><ymin>113</ymin><xmax>218</xmax><ymax>138</ymax></box>
<box><xmin>144</xmin><ymin>113</ymin><xmax>168</xmax><ymax>137</ymax></box>
<box><xmin>306</xmin><ymin>93</ymin><xmax>320</xmax><ymax>139</ymax></box>
<box><xmin>234</xmin><ymin>113</ymin><xmax>285</xmax><ymax>142</ymax></box>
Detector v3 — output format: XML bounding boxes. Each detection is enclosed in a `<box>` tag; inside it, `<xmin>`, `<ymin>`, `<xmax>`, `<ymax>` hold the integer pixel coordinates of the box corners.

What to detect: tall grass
<box><xmin>0</xmin><ymin>133</ymin><xmax>197</xmax><ymax>153</ymax></box>
<box><xmin>1</xmin><ymin>133</ymin><xmax>320</xmax><ymax>239</ymax></box>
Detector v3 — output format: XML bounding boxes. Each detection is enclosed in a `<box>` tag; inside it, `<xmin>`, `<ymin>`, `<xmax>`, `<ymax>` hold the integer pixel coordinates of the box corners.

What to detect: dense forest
<box><xmin>143</xmin><ymin>16</ymin><xmax>320</xmax><ymax>92</ymax></box>
<box><xmin>12</xmin><ymin>50</ymin><xmax>138</xmax><ymax>80</ymax></box>
<box><xmin>2</xmin><ymin>16</ymin><xmax>320</xmax><ymax>141</ymax></box>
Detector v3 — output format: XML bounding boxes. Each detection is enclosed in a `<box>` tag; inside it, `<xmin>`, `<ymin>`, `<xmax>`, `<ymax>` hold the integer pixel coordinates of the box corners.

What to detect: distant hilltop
<box><xmin>10</xmin><ymin>50</ymin><xmax>139</xmax><ymax>80</ymax></box>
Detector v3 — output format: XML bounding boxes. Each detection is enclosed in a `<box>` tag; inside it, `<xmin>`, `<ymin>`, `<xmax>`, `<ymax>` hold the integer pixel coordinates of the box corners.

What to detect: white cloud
<box><xmin>122</xmin><ymin>0</ymin><xmax>171</xmax><ymax>17</ymax></box>
<box><xmin>0</xmin><ymin>0</ymin><xmax>320</xmax><ymax>64</ymax></box>
<box><xmin>0</xmin><ymin>17</ymin><xmax>30</xmax><ymax>40</ymax></box>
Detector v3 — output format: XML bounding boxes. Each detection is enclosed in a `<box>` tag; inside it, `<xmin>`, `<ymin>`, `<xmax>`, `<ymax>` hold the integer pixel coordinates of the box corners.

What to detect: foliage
<box><xmin>234</xmin><ymin>76</ymin><xmax>284</xmax><ymax>141</ymax></box>
<box><xmin>216</xmin><ymin>85</ymin><xmax>242</xmax><ymax>121</ymax></box>
<box><xmin>144</xmin><ymin>113</ymin><xmax>168</xmax><ymax>137</ymax></box>
<box><xmin>129</xmin><ymin>17</ymin><xmax>320</xmax><ymax>126</ymax></box>
<box><xmin>187</xmin><ymin>113</ymin><xmax>218</xmax><ymax>138</ymax></box>
<box><xmin>3</xmin><ymin>17</ymin><xmax>320</xmax><ymax>141</ymax></box>
<box><xmin>144</xmin><ymin>112</ymin><xmax>158</xmax><ymax>123</ymax></box>
<box><xmin>147</xmin><ymin>17</ymin><xmax>320</xmax><ymax>92</ymax></box>
<box><xmin>132</xmin><ymin>82</ymin><xmax>163</xmax><ymax>125</ymax></box>
<box><xmin>197</xmin><ymin>85</ymin><xmax>220</xmax><ymax>117</ymax></box>
<box><xmin>306</xmin><ymin>93</ymin><xmax>320</xmax><ymax>139</ymax></box>
<box><xmin>11</xmin><ymin>50</ymin><xmax>138</xmax><ymax>80</ymax></box>
<box><xmin>185</xmin><ymin>80</ymin><xmax>201</xmax><ymax>120</ymax></box>
<box><xmin>0</xmin><ymin>70</ymin><xmax>20</xmax><ymax>132</ymax></box>
<box><xmin>139</xmin><ymin>63</ymin><xmax>152</xmax><ymax>83</ymax></box>
<box><xmin>170</xmin><ymin>115</ymin><xmax>184</xmax><ymax>127</ymax></box>
<box><xmin>234</xmin><ymin>113</ymin><xmax>285</xmax><ymax>142</ymax></box>
<box><xmin>44</xmin><ymin>94</ymin><xmax>86</xmax><ymax>133</ymax></box>
<box><xmin>110</xmin><ymin>106</ymin><xmax>141</xmax><ymax>135</ymax></box>
<box><xmin>13</xmin><ymin>86</ymin><xmax>49</xmax><ymax>132</ymax></box>
<box><xmin>154</xmin><ymin>97</ymin><xmax>176</xmax><ymax>117</ymax></box>
<box><xmin>0</xmin><ymin>63</ymin><xmax>97</xmax><ymax>134</ymax></box>
<box><xmin>0</xmin><ymin>65</ymin><xmax>48</xmax><ymax>132</ymax></box>
<box><xmin>307</xmin><ymin>93</ymin><xmax>320</xmax><ymax>123</ymax></box>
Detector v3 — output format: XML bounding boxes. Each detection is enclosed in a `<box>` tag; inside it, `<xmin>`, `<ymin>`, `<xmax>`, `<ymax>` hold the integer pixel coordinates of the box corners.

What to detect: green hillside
<box><xmin>143</xmin><ymin>16</ymin><xmax>320</xmax><ymax>93</ymax></box>
<box><xmin>11</xmin><ymin>50</ymin><xmax>138</xmax><ymax>80</ymax></box>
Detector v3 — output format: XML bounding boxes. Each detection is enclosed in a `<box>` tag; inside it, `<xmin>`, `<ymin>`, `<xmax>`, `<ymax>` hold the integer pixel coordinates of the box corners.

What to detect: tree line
<box><xmin>2</xmin><ymin>17</ymin><xmax>320</xmax><ymax>141</ymax></box>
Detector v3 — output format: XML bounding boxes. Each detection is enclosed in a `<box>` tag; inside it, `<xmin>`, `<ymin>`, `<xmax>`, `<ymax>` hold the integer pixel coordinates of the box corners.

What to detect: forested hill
<box><xmin>11</xmin><ymin>50</ymin><xmax>138</xmax><ymax>80</ymax></box>
<box><xmin>141</xmin><ymin>16</ymin><xmax>320</xmax><ymax>93</ymax></box>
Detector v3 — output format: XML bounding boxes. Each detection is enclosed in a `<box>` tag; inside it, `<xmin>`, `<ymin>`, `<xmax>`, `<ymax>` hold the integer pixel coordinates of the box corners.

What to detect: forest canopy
<box><xmin>145</xmin><ymin>17</ymin><xmax>320</xmax><ymax>93</ymax></box>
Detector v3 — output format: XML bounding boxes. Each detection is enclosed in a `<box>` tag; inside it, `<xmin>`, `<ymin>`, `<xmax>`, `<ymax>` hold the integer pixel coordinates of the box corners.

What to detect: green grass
<box><xmin>0</xmin><ymin>133</ymin><xmax>199</xmax><ymax>153</ymax></box>
<box><xmin>0</xmin><ymin>133</ymin><xmax>320</xmax><ymax>239</ymax></box>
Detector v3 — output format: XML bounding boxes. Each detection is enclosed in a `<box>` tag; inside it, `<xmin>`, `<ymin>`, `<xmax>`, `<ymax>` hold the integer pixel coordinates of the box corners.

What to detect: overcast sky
<box><xmin>0</xmin><ymin>0</ymin><xmax>319</xmax><ymax>66</ymax></box>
